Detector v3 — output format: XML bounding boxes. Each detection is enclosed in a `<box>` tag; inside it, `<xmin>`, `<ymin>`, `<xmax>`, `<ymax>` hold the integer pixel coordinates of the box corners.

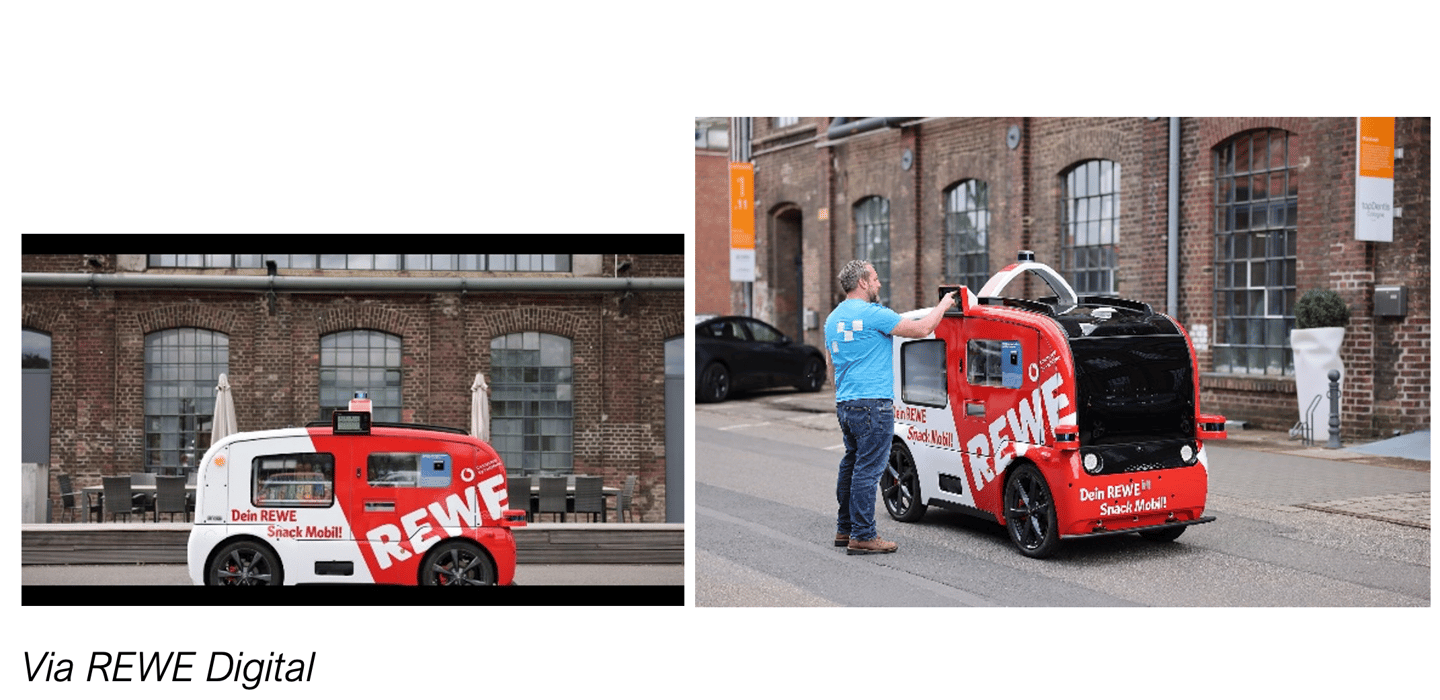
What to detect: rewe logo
<box><xmin>964</xmin><ymin>372</ymin><xmax>1073</xmax><ymax>491</ymax></box>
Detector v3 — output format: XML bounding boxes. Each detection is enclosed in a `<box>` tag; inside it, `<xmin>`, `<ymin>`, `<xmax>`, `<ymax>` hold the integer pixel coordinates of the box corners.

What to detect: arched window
<box><xmin>490</xmin><ymin>332</ymin><xmax>573</xmax><ymax>475</ymax></box>
<box><xmin>320</xmin><ymin>330</ymin><xmax>402</xmax><ymax>422</ymax></box>
<box><xmin>854</xmin><ymin>196</ymin><xmax>891</xmax><ymax>306</ymax></box>
<box><xmin>944</xmin><ymin>180</ymin><xmax>991</xmax><ymax>290</ymax></box>
<box><xmin>1061</xmin><ymin>160</ymin><xmax>1120</xmax><ymax>295</ymax></box>
<box><xmin>1213</xmin><ymin>129</ymin><xmax>1297</xmax><ymax>375</ymax></box>
<box><xmin>145</xmin><ymin>328</ymin><xmax>229</xmax><ymax>471</ymax></box>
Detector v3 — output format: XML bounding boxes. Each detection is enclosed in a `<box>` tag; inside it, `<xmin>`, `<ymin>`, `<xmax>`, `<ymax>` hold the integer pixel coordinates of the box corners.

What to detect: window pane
<box><xmin>490</xmin><ymin>332</ymin><xmax>573</xmax><ymax>476</ymax></box>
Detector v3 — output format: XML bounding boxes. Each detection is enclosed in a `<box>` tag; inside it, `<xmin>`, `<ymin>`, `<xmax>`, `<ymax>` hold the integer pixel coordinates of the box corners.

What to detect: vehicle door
<box><xmin>341</xmin><ymin>433</ymin><xmax>473</xmax><ymax>583</ymax></box>
<box><xmin>739</xmin><ymin>317</ymin><xmax>803</xmax><ymax>383</ymax></box>
<box><xmin>949</xmin><ymin>317</ymin><xmax>1044</xmax><ymax>512</ymax></box>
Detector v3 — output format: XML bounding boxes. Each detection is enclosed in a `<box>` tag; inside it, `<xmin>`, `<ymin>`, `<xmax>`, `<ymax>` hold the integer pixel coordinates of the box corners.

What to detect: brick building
<box><xmin>22</xmin><ymin>243</ymin><xmax>685</xmax><ymax>522</ymax></box>
<box><xmin>702</xmin><ymin>117</ymin><xmax>1429</xmax><ymax>439</ymax></box>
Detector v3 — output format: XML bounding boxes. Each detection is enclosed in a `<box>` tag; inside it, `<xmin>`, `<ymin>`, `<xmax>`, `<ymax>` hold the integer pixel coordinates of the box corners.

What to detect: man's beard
<box><xmin>867</xmin><ymin>287</ymin><xmax>880</xmax><ymax>303</ymax></box>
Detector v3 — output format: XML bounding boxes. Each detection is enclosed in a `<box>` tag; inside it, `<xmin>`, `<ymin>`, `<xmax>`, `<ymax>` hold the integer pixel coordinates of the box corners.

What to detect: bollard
<box><xmin>1326</xmin><ymin>369</ymin><xmax>1342</xmax><ymax>449</ymax></box>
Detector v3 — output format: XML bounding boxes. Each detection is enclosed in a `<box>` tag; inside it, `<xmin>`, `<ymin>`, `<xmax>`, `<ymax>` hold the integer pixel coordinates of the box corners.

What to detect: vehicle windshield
<box><xmin>1070</xmin><ymin>334</ymin><xmax>1195</xmax><ymax>445</ymax></box>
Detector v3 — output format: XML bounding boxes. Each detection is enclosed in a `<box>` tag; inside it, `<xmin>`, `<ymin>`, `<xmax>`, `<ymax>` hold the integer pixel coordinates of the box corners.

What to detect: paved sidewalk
<box><xmin>732</xmin><ymin>385</ymin><xmax>1430</xmax><ymax>530</ymax></box>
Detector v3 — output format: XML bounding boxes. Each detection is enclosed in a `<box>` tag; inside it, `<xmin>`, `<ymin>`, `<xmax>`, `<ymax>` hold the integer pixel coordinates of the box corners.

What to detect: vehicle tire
<box><xmin>207</xmin><ymin>540</ymin><xmax>283</xmax><ymax>586</ymax></box>
<box><xmin>699</xmin><ymin>362</ymin><xmax>730</xmax><ymax>403</ymax></box>
<box><xmin>421</xmin><ymin>540</ymin><xmax>496</xmax><ymax>586</ymax></box>
<box><xmin>881</xmin><ymin>441</ymin><xmax>928</xmax><ymax>522</ymax></box>
<box><xmin>796</xmin><ymin>356</ymin><xmax>825</xmax><ymax>392</ymax></box>
<box><xmin>1003</xmin><ymin>462</ymin><xmax>1060</xmax><ymax>558</ymax></box>
<box><xmin>1139</xmin><ymin>525</ymin><xmax>1187</xmax><ymax>543</ymax></box>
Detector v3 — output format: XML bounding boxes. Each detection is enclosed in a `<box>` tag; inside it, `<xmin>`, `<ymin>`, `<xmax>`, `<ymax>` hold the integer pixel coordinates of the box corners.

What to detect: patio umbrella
<box><xmin>211</xmin><ymin>372</ymin><xmax>238</xmax><ymax>443</ymax></box>
<box><xmin>471</xmin><ymin>372</ymin><xmax>490</xmax><ymax>442</ymax></box>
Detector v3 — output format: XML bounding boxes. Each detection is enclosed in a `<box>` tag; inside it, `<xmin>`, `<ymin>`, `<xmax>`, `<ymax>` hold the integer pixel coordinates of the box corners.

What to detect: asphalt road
<box><xmin>695</xmin><ymin>392</ymin><xmax>1430</xmax><ymax>607</ymax></box>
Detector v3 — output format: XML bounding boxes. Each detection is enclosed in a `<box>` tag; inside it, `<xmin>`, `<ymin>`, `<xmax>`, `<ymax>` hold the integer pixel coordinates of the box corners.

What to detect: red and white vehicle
<box><xmin>883</xmin><ymin>252</ymin><xmax>1226</xmax><ymax>557</ymax></box>
<box><xmin>187</xmin><ymin>395</ymin><xmax>525</xmax><ymax>585</ymax></box>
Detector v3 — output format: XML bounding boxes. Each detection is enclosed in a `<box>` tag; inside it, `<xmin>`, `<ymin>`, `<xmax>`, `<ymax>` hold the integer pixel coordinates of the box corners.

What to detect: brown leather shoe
<box><xmin>834</xmin><ymin>532</ymin><xmax>849</xmax><ymax>547</ymax></box>
<box><xmin>846</xmin><ymin>536</ymin><xmax>899</xmax><ymax>555</ymax></box>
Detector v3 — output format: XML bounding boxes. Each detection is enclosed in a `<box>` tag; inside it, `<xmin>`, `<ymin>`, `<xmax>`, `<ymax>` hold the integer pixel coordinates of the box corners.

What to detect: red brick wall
<box><xmin>696</xmin><ymin>149</ymin><xmax>732</xmax><ymax>316</ymax></box>
<box><xmin>22</xmin><ymin>254</ymin><xmax>683</xmax><ymax>522</ymax></box>
<box><xmin>747</xmin><ymin>117</ymin><xmax>1431</xmax><ymax>439</ymax></box>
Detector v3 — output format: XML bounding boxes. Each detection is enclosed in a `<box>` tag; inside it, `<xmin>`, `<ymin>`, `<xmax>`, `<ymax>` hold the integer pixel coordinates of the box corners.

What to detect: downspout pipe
<box><xmin>21</xmin><ymin>273</ymin><xmax>682</xmax><ymax>293</ymax></box>
<box><xmin>1167</xmin><ymin>117</ymin><xmax>1180</xmax><ymax>317</ymax></box>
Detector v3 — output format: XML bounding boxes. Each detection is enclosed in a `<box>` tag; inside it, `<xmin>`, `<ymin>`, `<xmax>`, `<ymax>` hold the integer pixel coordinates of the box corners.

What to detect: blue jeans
<box><xmin>836</xmin><ymin>399</ymin><xmax>894</xmax><ymax>542</ymax></box>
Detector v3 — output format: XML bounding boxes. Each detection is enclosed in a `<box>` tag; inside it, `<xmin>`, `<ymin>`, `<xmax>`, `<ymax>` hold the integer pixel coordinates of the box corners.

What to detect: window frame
<box><xmin>854</xmin><ymin>196</ymin><xmax>892</xmax><ymax>306</ymax></box>
<box><xmin>144</xmin><ymin>328</ymin><xmax>229</xmax><ymax>472</ymax></box>
<box><xmin>319</xmin><ymin>330</ymin><xmax>403</xmax><ymax>423</ymax></box>
<box><xmin>901</xmin><ymin>339</ymin><xmax>948</xmax><ymax>408</ymax></box>
<box><xmin>1061</xmin><ymin>160</ymin><xmax>1121</xmax><ymax>296</ymax></box>
<box><xmin>944</xmin><ymin>180</ymin><xmax>991</xmax><ymax>291</ymax></box>
<box><xmin>1211</xmin><ymin>129</ymin><xmax>1298</xmax><ymax>376</ymax></box>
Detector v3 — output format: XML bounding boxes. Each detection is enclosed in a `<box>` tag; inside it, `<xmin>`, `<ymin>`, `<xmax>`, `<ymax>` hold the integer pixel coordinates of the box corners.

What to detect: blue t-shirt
<box><xmin>824</xmin><ymin>299</ymin><xmax>902</xmax><ymax>402</ymax></box>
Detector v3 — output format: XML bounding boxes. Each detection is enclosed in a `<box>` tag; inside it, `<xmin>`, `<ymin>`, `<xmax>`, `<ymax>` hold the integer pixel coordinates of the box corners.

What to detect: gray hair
<box><xmin>838</xmin><ymin>260</ymin><xmax>872</xmax><ymax>292</ymax></box>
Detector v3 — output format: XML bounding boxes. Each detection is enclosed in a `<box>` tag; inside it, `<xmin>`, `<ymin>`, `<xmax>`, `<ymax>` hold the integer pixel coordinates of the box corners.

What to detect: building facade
<box><xmin>22</xmin><ymin>247</ymin><xmax>685</xmax><ymax>522</ymax></box>
<box><xmin>712</xmin><ymin>117</ymin><xmax>1429</xmax><ymax>439</ymax></box>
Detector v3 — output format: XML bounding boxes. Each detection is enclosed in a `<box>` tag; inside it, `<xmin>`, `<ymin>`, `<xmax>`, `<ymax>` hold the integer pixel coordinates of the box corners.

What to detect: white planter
<box><xmin>1290</xmin><ymin>327</ymin><xmax>1345</xmax><ymax>436</ymax></box>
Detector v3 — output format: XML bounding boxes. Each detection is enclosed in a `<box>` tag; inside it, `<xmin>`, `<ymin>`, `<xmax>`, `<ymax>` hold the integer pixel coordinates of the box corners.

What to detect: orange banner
<box><xmin>729</xmin><ymin>162</ymin><xmax>755</xmax><ymax>250</ymax></box>
<box><xmin>1358</xmin><ymin>117</ymin><xmax>1395</xmax><ymax>179</ymax></box>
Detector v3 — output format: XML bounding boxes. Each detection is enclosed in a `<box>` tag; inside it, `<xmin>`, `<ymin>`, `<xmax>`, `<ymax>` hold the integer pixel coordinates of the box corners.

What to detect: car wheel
<box><xmin>207</xmin><ymin>540</ymin><xmax>283</xmax><ymax>586</ymax></box>
<box><xmin>881</xmin><ymin>441</ymin><xmax>928</xmax><ymax>522</ymax></box>
<box><xmin>1003</xmin><ymin>463</ymin><xmax>1060</xmax><ymax>558</ymax></box>
<box><xmin>699</xmin><ymin>362</ymin><xmax>730</xmax><ymax>403</ymax></box>
<box><xmin>421</xmin><ymin>541</ymin><xmax>495</xmax><ymax>586</ymax></box>
<box><xmin>1139</xmin><ymin>525</ymin><xmax>1187</xmax><ymax>543</ymax></box>
<box><xmin>796</xmin><ymin>356</ymin><xmax>825</xmax><ymax>392</ymax></box>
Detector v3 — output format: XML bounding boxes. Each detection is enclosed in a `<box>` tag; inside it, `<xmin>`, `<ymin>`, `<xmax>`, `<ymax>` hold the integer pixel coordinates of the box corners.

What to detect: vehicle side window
<box><xmin>901</xmin><ymin>339</ymin><xmax>947</xmax><ymax>407</ymax></box>
<box><xmin>967</xmin><ymin>339</ymin><xmax>1005</xmax><ymax>387</ymax></box>
<box><xmin>367</xmin><ymin>452</ymin><xmax>452</xmax><ymax>488</ymax></box>
<box><xmin>253</xmin><ymin>453</ymin><xmax>335</xmax><ymax>507</ymax></box>
<box><xmin>745</xmin><ymin>320</ymin><xmax>782</xmax><ymax>343</ymax></box>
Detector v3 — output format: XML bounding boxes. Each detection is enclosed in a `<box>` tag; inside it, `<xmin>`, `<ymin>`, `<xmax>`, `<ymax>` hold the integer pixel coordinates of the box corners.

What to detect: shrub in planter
<box><xmin>1295</xmin><ymin>289</ymin><xmax>1350</xmax><ymax>329</ymax></box>
<box><xmin>1290</xmin><ymin>289</ymin><xmax>1348</xmax><ymax>441</ymax></box>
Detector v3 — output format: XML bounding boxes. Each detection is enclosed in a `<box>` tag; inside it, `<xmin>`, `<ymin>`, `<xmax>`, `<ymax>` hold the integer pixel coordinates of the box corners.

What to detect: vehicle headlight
<box><xmin>1082</xmin><ymin>452</ymin><xmax>1102</xmax><ymax>474</ymax></box>
<box><xmin>1180</xmin><ymin>443</ymin><xmax>1196</xmax><ymax>465</ymax></box>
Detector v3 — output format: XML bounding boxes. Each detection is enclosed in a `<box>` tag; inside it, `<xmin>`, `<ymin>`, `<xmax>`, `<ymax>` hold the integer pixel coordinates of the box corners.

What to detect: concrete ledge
<box><xmin>22</xmin><ymin>523</ymin><xmax>685</xmax><ymax>566</ymax></box>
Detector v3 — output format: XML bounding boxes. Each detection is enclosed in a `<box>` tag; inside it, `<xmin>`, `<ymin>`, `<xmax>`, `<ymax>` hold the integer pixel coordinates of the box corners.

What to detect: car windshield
<box><xmin>1070</xmin><ymin>334</ymin><xmax>1195</xmax><ymax>445</ymax></box>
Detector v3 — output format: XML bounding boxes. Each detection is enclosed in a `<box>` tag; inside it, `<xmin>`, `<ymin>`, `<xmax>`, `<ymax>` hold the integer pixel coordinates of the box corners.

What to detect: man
<box><xmin>825</xmin><ymin>260</ymin><xmax>956</xmax><ymax>555</ymax></box>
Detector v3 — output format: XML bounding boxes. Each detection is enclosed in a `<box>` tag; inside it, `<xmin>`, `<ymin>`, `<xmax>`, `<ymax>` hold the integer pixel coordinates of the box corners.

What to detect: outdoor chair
<box><xmin>508</xmin><ymin>475</ymin><xmax>532</xmax><ymax>521</ymax></box>
<box><xmin>615</xmin><ymin>474</ymin><xmax>637</xmax><ymax>523</ymax></box>
<box><xmin>537</xmin><ymin>476</ymin><xmax>568</xmax><ymax>523</ymax></box>
<box><xmin>54</xmin><ymin>473</ymin><xmax>100</xmax><ymax>523</ymax></box>
<box><xmin>129</xmin><ymin>472</ymin><xmax>156</xmax><ymax>513</ymax></box>
<box><xmin>572</xmin><ymin>476</ymin><xmax>605</xmax><ymax>523</ymax></box>
<box><xmin>102</xmin><ymin>476</ymin><xmax>145</xmax><ymax>522</ymax></box>
<box><xmin>153</xmin><ymin>475</ymin><xmax>190</xmax><ymax>522</ymax></box>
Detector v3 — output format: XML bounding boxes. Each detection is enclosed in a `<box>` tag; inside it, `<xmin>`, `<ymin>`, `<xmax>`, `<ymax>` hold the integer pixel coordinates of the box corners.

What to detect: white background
<box><xmin>5</xmin><ymin>2</ymin><xmax>1433</xmax><ymax>698</ymax></box>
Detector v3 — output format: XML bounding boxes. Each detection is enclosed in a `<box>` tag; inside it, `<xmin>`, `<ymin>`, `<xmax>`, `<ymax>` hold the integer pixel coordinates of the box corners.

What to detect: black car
<box><xmin>695</xmin><ymin>315</ymin><xmax>826</xmax><ymax>402</ymax></box>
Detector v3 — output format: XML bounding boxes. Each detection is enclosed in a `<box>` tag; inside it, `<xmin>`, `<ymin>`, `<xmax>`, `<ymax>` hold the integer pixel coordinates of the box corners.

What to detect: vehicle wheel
<box><xmin>1003</xmin><ymin>463</ymin><xmax>1060</xmax><ymax>558</ymax></box>
<box><xmin>1139</xmin><ymin>525</ymin><xmax>1187</xmax><ymax>543</ymax></box>
<box><xmin>881</xmin><ymin>441</ymin><xmax>928</xmax><ymax>522</ymax></box>
<box><xmin>796</xmin><ymin>356</ymin><xmax>825</xmax><ymax>392</ymax></box>
<box><xmin>421</xmin><ymin>541</ymin><xmax>496</xmax><ymax>586</ymax></box>
<box><xmin>699</xmin><ymin>362</ymin><xmax>730</xmax><ymax>403</ymax></box>
<box><xmin>207</xmin><ymin>540</ymin><xmax>283</xmax><ymax>586</ymax></box>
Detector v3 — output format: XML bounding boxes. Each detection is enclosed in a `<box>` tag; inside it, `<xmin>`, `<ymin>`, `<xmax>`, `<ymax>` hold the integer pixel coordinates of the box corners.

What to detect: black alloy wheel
<box><xmin>421</xmin><ymin>541</ymin><xmax>496</xmax><ymax>586</ymax></box>
<box><xmin>797</xmin><ymin>357</ymin><xmax>825</xmax><ymax>392</ymax></box>
<box><xmin>881</xmin><ymin>441</ymin><xmax>927</xmax><ymax>522</ymax></box>
<box><xmin>1003</xmin><ymin>463</ymin><xmax>1060</xmax><ymax>558</ymax></box>
<box><xmin>699</xmin><ymin>362</ymin><xmax>730</xmax><ymax>403</ymax></box>
<box><xmin>208</xmin><ymin>540</ymin><xmax>283</xmax><ymax>586</ymax></box>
